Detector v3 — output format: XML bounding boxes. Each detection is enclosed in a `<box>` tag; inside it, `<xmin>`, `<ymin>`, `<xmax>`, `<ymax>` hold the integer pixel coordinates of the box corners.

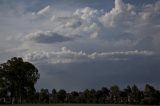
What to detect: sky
<box><xmin>0</xmin><ymin>0</ymin><xmax>160</xmax><ymax>91</ymax></box>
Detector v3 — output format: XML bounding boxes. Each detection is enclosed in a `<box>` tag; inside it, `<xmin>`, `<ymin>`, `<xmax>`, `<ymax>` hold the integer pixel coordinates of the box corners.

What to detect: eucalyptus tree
<box><xmin>130</xmin><ymin>85</ymin><xmax>142</xmax><ymax>104</ymax></box>
<box><xmin>110</xmin><ymin>85</ymin><xmax>120</xmax><ymax>103</ymax></box>
<box><xmin>39</xmin><ymin>88</ymin><xmax>49</xmax><ymax>103</ymax></box>
<box><xmin>57</xmin><ymin>89</ymin><xmax>66</xmax><ymax>103</ymax></box>
<box><xmin>143</xmin><ymin>84</ymin><xmax>160</xmax><ymax>105</ymax></box>
<box><xmin>0</xmin><ymin>57</ymin><xmax>40</xmax><ymax>104</ymax></box>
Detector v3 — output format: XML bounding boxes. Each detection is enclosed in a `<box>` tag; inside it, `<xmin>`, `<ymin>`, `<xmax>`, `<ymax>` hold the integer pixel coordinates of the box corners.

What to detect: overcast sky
<box><xmin>0</xmin><ymin>0</ymin><xmax>160</xmax><ymax>91</ymax></box>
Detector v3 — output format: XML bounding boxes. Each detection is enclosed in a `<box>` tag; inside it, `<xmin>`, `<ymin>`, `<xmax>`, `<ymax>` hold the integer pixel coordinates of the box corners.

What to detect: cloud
<box><xmin>43</xmin><ymin>0</ymin><xmax>159</xmax><ymax>51</ymax></box>
<box><xmin>25</xmin><ymin>31</ymin><xmax>73</xmax><ymax>43</ymax></box>
<box><xmin>24</xmin><ymin>47</ymin><xmax>153</xmax><ymax>64</ymax></box>
<box><xmin>65</xmin><ymin>20</ymin><xmax>82</xmax><ymax>28</ymax></box>
<box><xmin>19</xmin><ymin>0</ymin><xmax>159</xmax><ymax>52</ymax></box>
<box><xmin>48</xmin><ymin>7</ymin><xmax>103</xmax><ymax>39</ymax></box>
<box><xmin>32</xmin><ymin>5</ymin><xmax>51</xmax><ymax>17</ymax></box>
<box><xmin>37</xmin><ymin>5</ymin><xmax>50</xmax><ymax>15</ymax></box>
<box><xmin>100</xmin><ymin>0</ymin><xmax>136</xmax><ymax>28</ymax></box>
<box><xmin>73</xmin><ymin>7</ymin><xmax>104</xmax><ymax>22</ymax></box>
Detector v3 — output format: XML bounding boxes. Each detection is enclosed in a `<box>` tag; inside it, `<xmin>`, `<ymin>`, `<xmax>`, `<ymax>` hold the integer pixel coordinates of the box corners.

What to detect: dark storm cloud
<box><xmin>25</xmin><ymin>31</ymin><xmax>73</xmax><ymax>43</ymax></box>
<box><xmin>35</xmin><ymin>54</ymin><xmax>160</xmax><ymax>91</ymax></box>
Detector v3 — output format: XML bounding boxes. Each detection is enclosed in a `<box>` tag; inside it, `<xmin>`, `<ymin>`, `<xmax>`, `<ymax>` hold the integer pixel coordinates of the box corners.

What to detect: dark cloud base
<box><xmin>35</xmin><ymin>55</ymin><xmax>160</xmax><ymax>91</ymax></box>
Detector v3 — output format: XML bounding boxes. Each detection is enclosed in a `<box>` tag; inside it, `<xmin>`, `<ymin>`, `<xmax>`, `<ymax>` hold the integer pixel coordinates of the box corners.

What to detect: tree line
<box><xmin>0</xmin><ymin>57</ymin><xmax>160</xmax><ymax>105</ymax></box>
<box><xmin>25</xmin><ymin>84</ymin><xmax>160</xmax><ymax>105</ymax></box>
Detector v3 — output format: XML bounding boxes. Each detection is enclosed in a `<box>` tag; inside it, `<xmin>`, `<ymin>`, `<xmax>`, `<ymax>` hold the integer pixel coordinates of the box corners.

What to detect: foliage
<box><xmin>0</xmin><ymin>57</ymin><xmax>40</xmax><ymax>104</ymax></box>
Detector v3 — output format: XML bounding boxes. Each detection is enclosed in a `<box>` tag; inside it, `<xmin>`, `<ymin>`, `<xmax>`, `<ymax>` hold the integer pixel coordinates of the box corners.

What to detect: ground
<box><xmin>1</xmin><ymin>104</ymin><xmax>151</xmax><ymax>106</ymax></box>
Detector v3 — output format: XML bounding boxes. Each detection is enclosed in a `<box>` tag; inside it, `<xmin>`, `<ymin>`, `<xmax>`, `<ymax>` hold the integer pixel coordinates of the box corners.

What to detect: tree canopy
<box><xmin>0</xmin><ymin>57</ymin><xmax>40</xmax><ymax>104</ymax></box>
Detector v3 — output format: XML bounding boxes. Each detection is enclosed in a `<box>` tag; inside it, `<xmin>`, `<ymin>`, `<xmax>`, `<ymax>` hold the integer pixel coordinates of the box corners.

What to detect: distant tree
<box><xmin>101</xmin><ymin>87</ymin><xmax>109</xmax><ymax>103</ymax></box>
<box><xmin>52</xmin><ymin>89</ymin><xmax>57</xmax><ymax>96</ymax></box>
<box><xmin>67</xmin><ymin>91</ymin><xmax>79</xmax><ymax>103</ymax></box>
<box><xmin>130</xmin><ymin>85</ymin><xmax>142</xmax><ymax>104</ymax></box>
<box><xmin>123</xmin><ymin>85</ymin><xmax>132</xmax><ymax>103</ymax></box>
<box><xmin>0</xmin><ymin>57</ymin><xmax>40</xmax><ymax>104</ymax></box>
<box><xmin>142</xmin><ymin>84</ymin><xmax>159</xmax><ymax>105</ymax></box>
<box><xmin>82</xmin><ymin>89</ymin><xmax>90</xmax><ymax>103</ymax></box>
<box><xmin>39</xmin><ymin>88</ymin><xmax>49</xmax><ymax>103</ymax></box>
<box><xmin>33</xmin><ymin>92</ymin><xmax>40</xmax><ymax>103</ymax></box>
<box><xmin>50</xmin><ymin>89</ymin><xmax>57</xmax><ymax>103</ymax></box>
<box><xmin>110</xmin><ymin>85</ymin><xmax>120</xmax><ymax>103</ymax></box>
<box><xmin>82</xmin><ymin>89</ymin><xmax>96</xmax><ymax>103</ymax></box>
<box><xmin>120</xmin><ymin>91</ymin><xmax>128</xmax><ymax>103</ymax></box>
<box><xmin>95</xmin><ymin>90</ymin><xmax>103</xmax><ymax>103</ymax></box>
<box><xmin>77</xmin><ymin>92</ymin><xmax>85</xmax><ymax>103</ymax></box>
<box><xmin>89</xmin><ymin>89</ymin><xmax>97</xmax><ymax>103</ymax></box>
<box><xmin>57</xmin><ymin>89</ymin><xmax>66</xmax><ymax>103</ymax></box>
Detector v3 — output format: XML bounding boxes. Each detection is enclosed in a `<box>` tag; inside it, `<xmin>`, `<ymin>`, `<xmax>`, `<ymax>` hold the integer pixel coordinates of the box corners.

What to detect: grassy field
<box><xmin>0</xmin><ymin>104</ymin><xmax>152</xmax><ymax>106</ymax></box>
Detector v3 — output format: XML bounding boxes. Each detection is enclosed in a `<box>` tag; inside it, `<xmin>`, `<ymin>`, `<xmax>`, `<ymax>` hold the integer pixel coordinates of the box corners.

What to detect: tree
<box><xmin>50</xmin><ymin>89</ymin><xmax>57</xmax><ymax>103</ymax></box>
<box><xmin>39</xmin><ymin>88</ymin><xmax>49</xmax><ymax>103</ymax></box>
<box><xmin>0</xmin><ymin>57</ymin><xmax>40</xmax><ymax>104</ymax></box>
<box><xmin>142</xmin><ymin>84</ymin><xmax>159</xmax><ymax>105</ymax></box>
<box><xmin>101</xmin><ymin>87</ymin><xmax>109</xmax><ymax>103</ymax></box>
<box><xmin>95</xmin><ymin>90</ymin><xmax>103</xmax><ymax>103</ymax></box>
<box><xmin>67</xmin><ymin>91</ymin><xmax>79</xmax><ymax>103</ymax></box>
<box><xmin>57</xmin><ymin>89</ymin><xmax>66</xmax><ymax>103</ymax></box>
<box><xmin>89</xmin><ymin>89</ymin><xmax>97</xmax><ymax>103</ymax></box>
<box><xmin>82</xmin><ymin>89</ymin><xmax>97</xmax><ymax>103</ymax></box>
<box><xmin>110</xmin><ymin>85</ymin><xmax>120</xmax><ymax>103</ymax></box>
<box><xmin>123</xmin><ymin>85</ymin><xmax>132</xmax><ymax>103</ymax></box>
<box><xmin>130</xmin><ymin>85</ymin><xmax>142</xmax><ymax>104</ymax></box>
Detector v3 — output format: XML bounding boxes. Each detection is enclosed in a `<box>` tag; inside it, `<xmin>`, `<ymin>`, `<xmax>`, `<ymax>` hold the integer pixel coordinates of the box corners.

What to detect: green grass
<box><xmin>0</xmin><ymin>104</ymin><xmax>152</xmax><ymax>106</ymax></box>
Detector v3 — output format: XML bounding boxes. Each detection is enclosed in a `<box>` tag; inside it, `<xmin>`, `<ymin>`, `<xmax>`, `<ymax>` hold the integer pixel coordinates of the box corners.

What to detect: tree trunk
<box><xmin>19</xmin><ymin>95</ymin><xmax>22</xmax><ymax>104</ymax></box>
<box><xmin>12</xmin><ymin>97</ymin><xmax>15</xmax><ymax>104</ymax></box>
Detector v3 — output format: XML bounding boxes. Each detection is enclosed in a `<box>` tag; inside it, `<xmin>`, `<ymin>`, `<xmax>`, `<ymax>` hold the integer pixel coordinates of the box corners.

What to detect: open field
<box><xmin>1</xmin><ymin>104</ymin><xmax>156</xmax><ymax>106</ymax></box>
